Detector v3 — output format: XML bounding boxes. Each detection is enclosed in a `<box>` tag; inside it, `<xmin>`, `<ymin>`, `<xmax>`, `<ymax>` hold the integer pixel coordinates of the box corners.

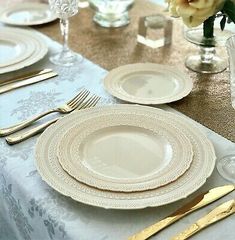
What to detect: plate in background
<box><xmin>0</xmin><ymin>3</ymin><xmax>57</xmax><ymax>26</ymax></box>
<box><xmin>0</xmin><ymin>32</ymin><xmax>35</xmax><ymax>68</ymax></box>
<box><xmin>0</xmin><ymin>27</ymin><xmax>48</xmax><ymax>74</ymax></box>
<box><xmin>103</xmin><ymin>63</ymin><xmax>193</xmax><ymax>105</ymax></box>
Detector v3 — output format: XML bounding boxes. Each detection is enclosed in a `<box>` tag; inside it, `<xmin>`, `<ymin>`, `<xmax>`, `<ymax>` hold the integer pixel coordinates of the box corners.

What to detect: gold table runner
<box><xmin>35</xmin><ymin>0</ymin><xmax>235</xmax><ymax>142</ymax></box>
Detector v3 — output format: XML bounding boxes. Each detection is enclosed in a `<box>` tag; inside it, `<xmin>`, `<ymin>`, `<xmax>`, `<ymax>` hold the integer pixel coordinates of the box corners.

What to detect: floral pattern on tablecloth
<box><xmin>1</xmin><ymin>175</ymin><xmax>33</xmax><ymax>240</ymax></box>
<box><xmin>28</xmin><ymin>192</ymin><xmax>69</xmax><ymax>240</ymax></box>
<box><xmin>0</xmin><ymin>34</ymin><xmax>111</xmax><ymax>240</ymax></box>
<box><xmin>0</xmin><ymin>140</ymin><xmax>35</xmax><ymax>170</ymax></box>
<box><xmin>1</xmin><ymin>175</ymin><xmax>71</xmax><ymax>240</ymax></box>
<box><xmin>11</xmin><ymin>91</ymin><xmax>64</xmax><ymax>120</ymax></box>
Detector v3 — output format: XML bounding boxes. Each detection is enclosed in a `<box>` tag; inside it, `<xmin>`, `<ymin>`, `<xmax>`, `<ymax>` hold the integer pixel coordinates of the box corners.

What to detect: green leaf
<box><xmin>223</xmin><ymin>0</ymin><xmax>235</xmax><ymax>23</ymax></box>
<box><xmin>203</xmin><ymin>15</ymin><xmax>215</xmax><ymax>38</ymax></box>
<box><xmin>220</xmin><ymin>15</ymin><xmax>227</xmax><ymax>30</ymax></box>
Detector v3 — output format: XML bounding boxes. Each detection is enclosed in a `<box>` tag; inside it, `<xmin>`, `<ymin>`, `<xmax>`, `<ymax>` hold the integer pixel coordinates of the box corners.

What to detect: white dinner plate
<box><xmin>35</xmin><ymin>105</ymin><xmax>216</xmax><ymax>209</ymax></box>
<box><xmin>103</xmin><ymin>63</ymin><xmax>193</xmax><ymax>105</ymax></box>
<box><xmin>0</xmin><ymin>3</ymin><xmax>57</xmax><ymax>26</ymax></box>
<box><xmin>0</xmin><ymin>27</ymin><xmax>48</xmax><ymax>75</ymax></box>
<box><xmin>0</xmin><ymin>32</ymin><xmax>35</xmax><ymax>68</ymax></box>
<box><xmin>57</xmin><ymin>107</ymin><xmax>193</xmax><ymax>192</ymax></box>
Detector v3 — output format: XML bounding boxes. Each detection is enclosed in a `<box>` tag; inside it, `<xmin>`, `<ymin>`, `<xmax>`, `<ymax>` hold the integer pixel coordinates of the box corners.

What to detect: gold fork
<box><xmin>0</xmin><ymin>89</ymin><xmax>90</xmax><ymax>137</ymax></box>
<box><xmin>6</xmin><ymin>95</ymin><xmax>101</xmax><ymax>145</ymax></box>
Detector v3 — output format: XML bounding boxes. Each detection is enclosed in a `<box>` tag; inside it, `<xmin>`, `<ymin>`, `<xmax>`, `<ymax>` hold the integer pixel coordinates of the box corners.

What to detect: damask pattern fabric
<box><xmin>0</xmin><ymin>34</ymin><xmax>113</xmax><ymax>240</ymax></box>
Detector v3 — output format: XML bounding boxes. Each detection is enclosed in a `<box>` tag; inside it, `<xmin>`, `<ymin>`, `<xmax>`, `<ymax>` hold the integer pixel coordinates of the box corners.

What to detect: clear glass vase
<box><xmin>184</xmin><ymin>23</ymin><xmax>233</xmax><ymax>74</ymax></box>
<box><xmin>89</xmin><ymin>0</ymin><xmax>134</xmax><ymax>28</ymax></box>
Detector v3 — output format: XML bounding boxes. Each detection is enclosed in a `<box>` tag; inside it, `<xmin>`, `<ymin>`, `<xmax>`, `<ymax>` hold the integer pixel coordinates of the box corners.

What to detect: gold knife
<box><xmin>0</xmin><ymin>69</ymin><xmax>57</xmax><ymax>94</ymax></box>
<box><xmin>171</xmin><ymin>199</ymin><xmax>235</xmax><ymax>240</ymax></box>
<box><xmin>0</xmin><ymin>69</ymin><xmax>53</xmax><ymax>85</ymax></box>
<box><xmin>128</xmin><ymin>185</ymin><xmax>235</xmax><ymax>240</ymax></box>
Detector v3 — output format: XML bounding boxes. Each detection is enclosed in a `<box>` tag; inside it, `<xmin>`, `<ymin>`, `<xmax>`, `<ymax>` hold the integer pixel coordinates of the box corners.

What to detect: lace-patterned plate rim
<box><xmin>57</xmin><ymin>108</ymin><xmax>194</xmax><ymax>192</ymax></box>
<box><xmin>0</xmin><ymin>27</ymin><xmax>48</xmax><ymax>74</ymax></box>
<box><xmin>103</xmin><ymin>63</ymin><xmax>193</xmax><ymax>105</ymax></box>
<box><xmin>35</xmin><ymin>104</ymin><xmax>216</xmax><ymax>209</ymax></box>
<box><xmin>0</xmin><ymin>2</ymin><xmax>57</xmax><ymax>26</ymax></box>
<box><xmin>59</xmin><ymin>116</ymin><xmax>192</xmax><ymax>190</ymax></box>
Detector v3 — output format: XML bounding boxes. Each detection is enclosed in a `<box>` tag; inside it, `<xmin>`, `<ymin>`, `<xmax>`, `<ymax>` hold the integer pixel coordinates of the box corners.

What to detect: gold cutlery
<box><xmin>5</xmin><ymin>94</ymin><xmax>101</xmax><ymax>145</ymax></box>
<box><xmin>0</xmin><ymin>69</ymin><xmax>57</xmax><ymax>94</ymax></box>
<box><xmin>0</xmin><ymin>89</ymin><xmax>90</xmax><ymax>137</ymax></box>
<box><xmin>128</xmin><ymin>185</ymin><xmax>235</xmax><ymax>240</ymax></box>
<box><xmin>171</xmin><ymin>199</ymin><xmax>235</xmax><ymax>240</ymax></box>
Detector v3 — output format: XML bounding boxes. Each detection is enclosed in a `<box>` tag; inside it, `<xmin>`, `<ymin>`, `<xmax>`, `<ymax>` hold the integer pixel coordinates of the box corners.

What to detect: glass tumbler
<box><xmin>216</xmin><ymin>35</ymin><xmax>235</xmax><ymax>183</ymax></box>
<box><xmin>226</xmin><ymin>36</ymin><xmax>235</xmax><ymax>109</ymax></box>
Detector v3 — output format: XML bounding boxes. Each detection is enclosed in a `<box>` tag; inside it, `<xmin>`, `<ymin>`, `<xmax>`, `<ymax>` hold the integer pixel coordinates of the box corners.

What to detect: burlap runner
<box><xmin>35</xmin><ymin>0</ymin><xmax>235</xmax><ymax>142</ymax></box>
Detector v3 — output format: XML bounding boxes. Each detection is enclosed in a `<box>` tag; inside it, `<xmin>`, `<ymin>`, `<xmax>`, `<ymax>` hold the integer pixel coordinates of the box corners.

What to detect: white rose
<box><xmin>168</xmin><ymin>0</ymin><xmax>225</xmax><ymax>27</ymax></box>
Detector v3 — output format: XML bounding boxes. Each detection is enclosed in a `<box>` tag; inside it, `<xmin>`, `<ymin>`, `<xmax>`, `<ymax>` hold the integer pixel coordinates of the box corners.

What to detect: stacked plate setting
<box><xmin>0</xmin><ymin>27</ymin><xmax>48</xmax><ymax>74</ymax></box>
<box><xmin>0</xmin><ymin>3</ymin><xmax>57</xmax><ymax>26</ymax></box>
<box><xmin>35</xmin><ymin>104</ymin><xmax>216</xmax><ymax>209</ymax></box>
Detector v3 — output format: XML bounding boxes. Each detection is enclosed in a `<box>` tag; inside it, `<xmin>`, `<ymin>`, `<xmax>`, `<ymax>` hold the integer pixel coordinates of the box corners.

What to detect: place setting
<box><xmin>0</xmin><ymin>82</ymin><xmax>218</xmax><ymax>207</ymax></box>
<box><xmin>33</xmin><ymin>102</ymin><xmax>216</xmax><ymax>209</ymax></box>
<box><xmin>0</xmin><ymin>0</ymin><xmax>235</xmax><ymax>240</ymax></box>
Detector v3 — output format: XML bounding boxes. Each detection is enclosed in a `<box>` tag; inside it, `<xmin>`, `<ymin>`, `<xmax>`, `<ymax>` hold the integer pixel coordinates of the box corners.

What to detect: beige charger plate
<box><xmin>57</xmin><ymin>108</ymin><xmax>193</xmax><ymax>192</ymax></box>
<box><xmin>35</xmin><ymin>105</ymin><xmax>216</xmax><ymax>209</ymax></box>
<box><xmin>0</xmin><ymin>27</ymin><xmax>48</xmax><ymax>75</ymax></box>
<box><xmin>103</xmin><ymin>63</ymin><xmax>193</xmax><ymax>105</ymax></box>
<box><xmin>0</xmin><ymin>3</ymin><xmax>57</xmax><ymax>26</ymax></box>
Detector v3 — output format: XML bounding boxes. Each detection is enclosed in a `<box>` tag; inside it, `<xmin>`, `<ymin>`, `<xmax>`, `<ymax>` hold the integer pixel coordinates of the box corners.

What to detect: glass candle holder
<box><xmin>137</xmin><ymin>14</ymin><xmax>172</xmax><ymax>48</ymax></box>
<box><xmin>89</xmin><ymin>0</ymin><xmax>134</xmax><ymax>28</ymax></box>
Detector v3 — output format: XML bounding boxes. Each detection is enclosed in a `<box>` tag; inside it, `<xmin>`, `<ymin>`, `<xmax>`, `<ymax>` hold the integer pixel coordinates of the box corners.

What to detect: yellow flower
<box><xmin>168</xmin><ymin>0</ymin><xmax>225</xmax><ymax>27</ymax></box>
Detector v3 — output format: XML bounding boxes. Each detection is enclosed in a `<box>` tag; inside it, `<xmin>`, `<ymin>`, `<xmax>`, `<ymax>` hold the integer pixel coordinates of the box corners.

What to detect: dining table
<box><xmin>0</xmin><ymin>0</ymin><xmax>235</xmax><ymax>240</ymax></box>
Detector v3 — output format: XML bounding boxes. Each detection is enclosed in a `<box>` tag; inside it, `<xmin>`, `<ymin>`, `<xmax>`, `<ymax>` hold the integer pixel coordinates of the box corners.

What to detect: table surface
<box><xmin>0</xmin><ymin>1</ymin><xmax>235</xmax><ymax>240</ymax></box>
<box><xmin>35</xmin><ymin>0</ymin><xmax>235</xmax><ymax>143</ymax></box>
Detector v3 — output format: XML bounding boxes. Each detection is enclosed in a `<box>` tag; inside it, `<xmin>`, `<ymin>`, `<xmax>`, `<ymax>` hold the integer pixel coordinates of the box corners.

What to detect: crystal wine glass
<box><xmin>48</xmin><ymin>0</ymin><xmax>82</xmax><ymax>66</ymax></box>
<box><xmin>217</xmin><ymin>35</ymin><xmax>235</xmax><ymax>183</ymax></box>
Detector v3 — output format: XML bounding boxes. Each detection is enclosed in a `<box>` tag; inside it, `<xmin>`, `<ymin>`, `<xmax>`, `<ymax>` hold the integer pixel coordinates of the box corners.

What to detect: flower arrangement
<box><xmin>167</xmin><ymin>0</ymin><xmax>235</xmax><ymax>38</ymax></box>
